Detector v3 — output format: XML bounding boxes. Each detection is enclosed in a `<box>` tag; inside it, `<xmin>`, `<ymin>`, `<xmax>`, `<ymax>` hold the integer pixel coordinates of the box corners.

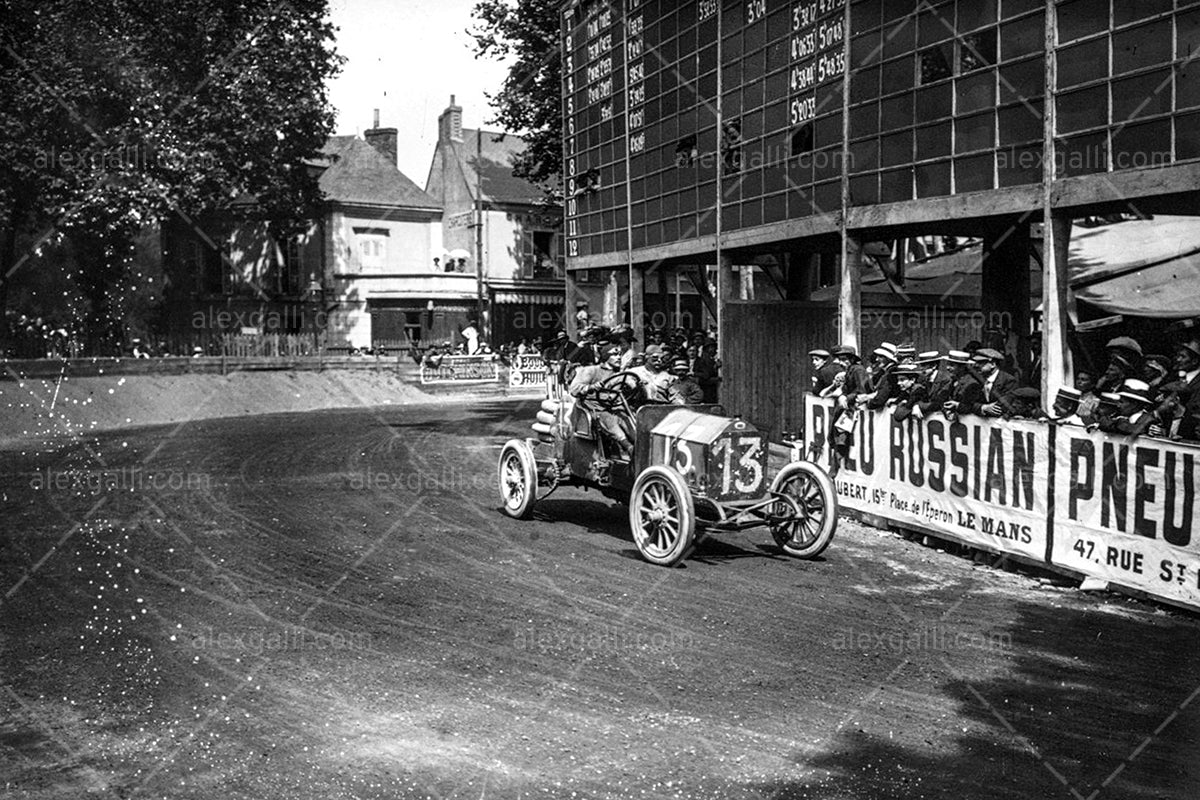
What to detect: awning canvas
<box><xmin>1068</xmin><ymin>216</ymin><xmax>1200</xmax><ymax>319</ymax></box>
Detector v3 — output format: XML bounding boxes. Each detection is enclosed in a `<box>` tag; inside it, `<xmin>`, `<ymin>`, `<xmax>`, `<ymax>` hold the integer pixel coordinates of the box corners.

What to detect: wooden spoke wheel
<box><xmin>768</xmin><ymin>461</ymin><xmax>838</xmax><ymax>559</ymax></box>
<box><xmin>629</xmin><ymin>466</ymin><xmax>695</xmax><ymax>566</ymax></box>
<box><xmin>497</xmin><ymin>439</ymin><xmax>537</xmax><ymax>519</ymax></box>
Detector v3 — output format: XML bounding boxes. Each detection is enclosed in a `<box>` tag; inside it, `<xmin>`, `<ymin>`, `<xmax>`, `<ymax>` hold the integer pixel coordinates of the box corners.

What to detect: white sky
<box><xmin>326</xmin><ymin>0</ymin><xmax>514</xmax><ymax>186</ymax></box>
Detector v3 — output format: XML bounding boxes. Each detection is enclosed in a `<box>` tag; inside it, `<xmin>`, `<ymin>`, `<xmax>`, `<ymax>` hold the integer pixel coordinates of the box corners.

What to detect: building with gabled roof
<box><xmin>162</xmin><ymin>119</ymin><xmax>476</xmax><ymax>351</ymax></box>
<box><xmin>425</xmin><ymin>96</ymin><xmax>569</xmax><ymax>348</ymax></box>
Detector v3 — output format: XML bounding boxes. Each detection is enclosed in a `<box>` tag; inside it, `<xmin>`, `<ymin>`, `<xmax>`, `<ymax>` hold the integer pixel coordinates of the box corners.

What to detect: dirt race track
<box><xmin>2</xmin><ymin>399</ymin><xmax>1199</xmax><ymax>799</ymax></box>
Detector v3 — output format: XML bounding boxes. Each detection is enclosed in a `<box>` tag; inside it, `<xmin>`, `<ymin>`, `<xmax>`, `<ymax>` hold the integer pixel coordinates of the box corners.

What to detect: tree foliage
<box><xmin>469</xmin><ymin>0</ymin><xmax>563</xmax><ymax>193</ymax></box>
<box><xmin>0</xmin><ymin>0</ymin><xmax>342</xmax><ymax>349</ymax></box>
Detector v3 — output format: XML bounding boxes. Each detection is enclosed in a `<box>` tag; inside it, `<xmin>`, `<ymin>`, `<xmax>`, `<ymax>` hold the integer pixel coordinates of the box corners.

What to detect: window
<box><xmin>201</xmin><ymin>241</ymin><xmax>226</xmax><ymax>295</ymax></box>
<box><xmin>920</xmin><ymin>45</ymin><xmax>954</xmax><ymax>84</ymax></box>
<box><xmin>960</xmin><ymin>29</ymin><xmax>997</xmax><ymax>72</ymax></box>
<box><xmin>791</xmin><ymin>124</ymin><xmax>814</xmax><ymax>157</ymax></box>
<box><xmin>354</xmin><ymin>228</ymin><xmax>388</xmax><ymax>270</ymax></box>
<box><xmin>522</xmin><ymin>229</ymin><xmax>561</xmax><ymax>279</ymax></box>
<box><xmin>676</xmin><ymin>134</ymin><xmax>698</xmax><ymax>166</ymax></box>
<box><xmin>279</xmin><ymin>237</ymin><xmax>302</xmax><ymax>295</ymax></box>
<box><xmin>721</xmin><ymin>120</ymin><xmax>743</xmax><ymax>171</ymax></box>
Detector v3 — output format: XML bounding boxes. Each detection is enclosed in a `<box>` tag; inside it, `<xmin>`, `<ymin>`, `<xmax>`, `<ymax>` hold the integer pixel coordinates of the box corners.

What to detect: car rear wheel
<box><xmin>629</xmin><ymin>466</ymin><xmax>695</xmax><ymax>566</ymax></box>
<box><xmin>498</xmin><ymin>439</ymin><xmax>537</xmax><ymax>519</ymax></box>
<box><xmin>768</xmin><ymin>461</ymin><xmax>838</xmax><ymax>558</ymax></box>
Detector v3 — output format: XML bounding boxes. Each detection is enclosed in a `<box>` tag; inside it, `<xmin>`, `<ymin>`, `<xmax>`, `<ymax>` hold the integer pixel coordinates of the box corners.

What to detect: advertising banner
<box><xmin>804</xmin><ymin>398</ymin><xmax>1051</xmax><ymax>562</ymax></box>
<box><xmin>804</xmin><ymin>396</ymin><xmax>1200</xmax><ymax>611</ymax></box>
<box><xmin>419</xmin><ymin>355</ymin><xmax>499</xmax><ymax>384</ymax></box>
<box><xmin>1050</xmin><ymin>426</ymin><xmax>1200</xmax><ymax>609</ymax></box>
<box><xmin>509</xmin><ymin>354</ymin><xmax>549</xmax><ymax>387</ymax></box>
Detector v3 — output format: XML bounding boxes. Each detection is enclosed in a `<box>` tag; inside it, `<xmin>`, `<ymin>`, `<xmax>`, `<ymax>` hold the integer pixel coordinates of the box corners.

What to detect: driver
<box><xmin>568</xmin><ymin>344</ymin><xmax>636</xmax><ymax>459</ymax></box>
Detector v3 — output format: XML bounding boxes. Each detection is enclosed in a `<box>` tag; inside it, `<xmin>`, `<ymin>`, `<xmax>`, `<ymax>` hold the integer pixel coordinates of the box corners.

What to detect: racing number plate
<box><xmin>706</xmin><ymin>433</ymin><xmax>766</xmax><ymax>501</ymax></box>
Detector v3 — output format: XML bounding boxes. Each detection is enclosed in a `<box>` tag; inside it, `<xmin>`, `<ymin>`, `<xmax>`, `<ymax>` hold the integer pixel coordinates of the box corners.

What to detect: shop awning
<box><xmin>492</xmin><ymin>292</ymin><xmax>564</xmax><ymax>304</ymax></box>
<box><xmin>1068</xmin><ymin>216</ymin><xmax>1200</xmax><ymax>319</ymax></box>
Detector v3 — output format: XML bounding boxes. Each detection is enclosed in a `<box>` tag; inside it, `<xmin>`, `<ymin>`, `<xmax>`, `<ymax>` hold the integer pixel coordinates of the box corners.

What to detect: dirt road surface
<box><xmin>2</xmin><ymin>400</ymin><xmax>1198</xmax><ymax>799</ymax></box>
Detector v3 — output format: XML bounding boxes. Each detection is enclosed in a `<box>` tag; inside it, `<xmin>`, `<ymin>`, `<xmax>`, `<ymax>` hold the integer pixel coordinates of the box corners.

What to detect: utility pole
<box><xmin>475</xmin><ymin>129</ymin><xmax>486</xmax><ymax>341</ymax></box>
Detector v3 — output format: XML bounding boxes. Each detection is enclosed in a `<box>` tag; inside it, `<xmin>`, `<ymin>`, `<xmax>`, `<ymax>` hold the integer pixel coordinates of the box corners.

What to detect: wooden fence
<box><xmin>220</xmin><ymin>333</ymin><xmax>324</xmax><ymax>358</ymax></box>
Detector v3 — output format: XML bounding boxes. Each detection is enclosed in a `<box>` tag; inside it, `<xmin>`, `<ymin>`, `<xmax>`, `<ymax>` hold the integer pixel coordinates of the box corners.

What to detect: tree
<box><xmin>0</xmin><ymin>0</ymin><xmax>342</xmax><ymax>353</ymax></box>
<box><xmin>469</xmin><ymin>0</ymin><xmax>563</xmax><ymax>193</ymax></box>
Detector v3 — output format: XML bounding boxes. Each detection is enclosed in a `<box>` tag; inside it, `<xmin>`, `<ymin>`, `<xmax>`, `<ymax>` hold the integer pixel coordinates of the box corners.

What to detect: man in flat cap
<box><xmin>667</xmin><ymin>358</ymin><xmax>704</xmax><ymax>405</ymax></box>
<box><xmin>963</xmin><ymin>347</ymin><xmax>1018</xmax><ymax>417</ymax></box>
<box><xmin>826</xmin><ymin>345</ymin><xmax>871</xmax><ymax>476</ymax></box>
<box><xmin>889</xmin><ymin>364</ymin><xmax>923</xmax><ymax>421</ymax></box>
<box><xmin>809</xmin><ymin>348</ymin><xmax>837</xmax><ymax>394</ymax></box>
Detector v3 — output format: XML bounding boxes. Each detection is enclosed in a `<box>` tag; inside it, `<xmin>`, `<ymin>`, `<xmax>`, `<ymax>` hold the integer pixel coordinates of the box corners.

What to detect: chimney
<box><xmin>438</xmin><ymin>94</ymin><xmax>463</xmax><ymax>143</ymax></box>
<box><xmin>364</xmin><ymin>109</ymin><xmax>398</xmax><ymax>167</ymax></box>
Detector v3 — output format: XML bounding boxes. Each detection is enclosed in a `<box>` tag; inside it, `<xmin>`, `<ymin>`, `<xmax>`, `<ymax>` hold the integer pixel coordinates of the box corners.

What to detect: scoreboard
<box><xmin>561</xmin><ymin>0</ymin><xmax>1200</xmax><ymax>269</ymax></box>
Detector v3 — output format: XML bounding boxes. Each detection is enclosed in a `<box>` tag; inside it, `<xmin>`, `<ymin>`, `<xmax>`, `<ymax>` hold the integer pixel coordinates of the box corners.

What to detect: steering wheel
<box><xmin>591</xmin><ymin>371</ymin><xmax>644</xmax><ymax>415</ymax></box>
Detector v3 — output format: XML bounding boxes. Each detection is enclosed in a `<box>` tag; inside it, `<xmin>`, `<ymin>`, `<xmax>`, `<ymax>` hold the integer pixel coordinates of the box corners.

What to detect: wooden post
<box><xmin>716</xmin><ymin>254</ymin><xmax>735</xmax><ymax>403</ymax></box>
<box><xmin>1042</xmin><ymin>215</ymin><xmax>1072</xmax><ymax>401</ymax></box>
<box><xmin>838</xmin><ymin>233</ymin><xmax>862</xmax><ymax>351</ymax></box>
<box><xmin>604</xmin><ymin>268</ymin><xmax>621</xmax><ymax>326</ymax></box>
<box><xmin>1041</xmin><ymin>2</ymin><xmax>1071</xmax><ymax>403</ymax></box>
<box><xmin>629</xmin><ymin>263</ymin><xmax>645</xmax><ymax>341</ymax></box>
<box><xmin>716</xmin><ymin>253</ymin><xmax>735</xmax><ymax>339</ymax></box>
<box><xmin>565</xmin><ymin>270</ymin><xmax>580</xmax><ymax>338</ymax></box>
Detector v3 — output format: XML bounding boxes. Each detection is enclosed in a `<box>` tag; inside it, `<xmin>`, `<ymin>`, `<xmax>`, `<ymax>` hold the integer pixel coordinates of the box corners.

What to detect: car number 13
<box><xmin>711</xmin><ymin>435</ymin><xmax>764</xmax><ymax>494</ymax></box>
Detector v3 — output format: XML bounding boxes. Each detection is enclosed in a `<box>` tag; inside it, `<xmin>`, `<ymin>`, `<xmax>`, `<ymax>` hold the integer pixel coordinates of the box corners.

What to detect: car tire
<box><xmin>768</xmin><ymin>461</ymin><xmax>838</xmax><ymax>558</ymax></box>
<box><xmin>629</xmin><ymin>465</ymin><xmax>695</xmax><ymax>566</ymax></box>
<box><xmin>498</xmin><ymin>439</ymin><xmax>538</xmax><ymax>519</ymax></box>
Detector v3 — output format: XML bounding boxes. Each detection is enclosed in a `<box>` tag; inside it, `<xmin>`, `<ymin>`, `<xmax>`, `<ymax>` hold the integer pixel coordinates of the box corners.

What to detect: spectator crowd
<box><xmin>811</xmin><ymin>329</ymin><xmax>1200</xmax><ymax>457</ymax></box>
<box><xmin>541</xmin><ymin>323</ymin><xmax>722</xmax><ymax>405</ymax></box>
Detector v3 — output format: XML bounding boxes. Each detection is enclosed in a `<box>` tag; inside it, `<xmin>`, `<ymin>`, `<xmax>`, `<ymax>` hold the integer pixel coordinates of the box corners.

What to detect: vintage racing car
<box><xmin>496</xmin><ymin>369</ymin><xmax>837</xmax><ymax>566</ymax></box>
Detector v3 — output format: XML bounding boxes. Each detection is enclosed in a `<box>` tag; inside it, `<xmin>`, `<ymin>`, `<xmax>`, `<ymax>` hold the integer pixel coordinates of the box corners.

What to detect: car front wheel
<box><xmin>629</xmin><ymin>465</ymin><xmax>695</xmax><ymax>566</ymax></box>
<box><xmin>768</xmin><ymin>461</ymin><xmax>837</xmax><ymax>558</ymax></box>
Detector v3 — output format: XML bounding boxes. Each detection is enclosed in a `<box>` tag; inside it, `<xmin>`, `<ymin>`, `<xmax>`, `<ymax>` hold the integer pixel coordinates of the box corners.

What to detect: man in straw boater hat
<box><xmin>1096</xmin><ymin>379</ymin><xmax>1157</xmax><ymax>436</ymax></box>
<box><xmin>941</xmin><ymin>350</ymin><xmax>984</xmax><ymax>421</ymax></box>
<box><xmin>861</xmin><ymin>342</ymin><xmax>900</xmax><ymax>409</ymax></box>
<box><xmin>1050</xmin><ymin>386</ymin><xmax>1086</xmax><ymax>426</ymax></box>
<box><xmin>911</xmin><ymin>351</ymin><xmax>947</xmax><ymax>418</ymax></box>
